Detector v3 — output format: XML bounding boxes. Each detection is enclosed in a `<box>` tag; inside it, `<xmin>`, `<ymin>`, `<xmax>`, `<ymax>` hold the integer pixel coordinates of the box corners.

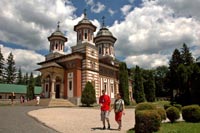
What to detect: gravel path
<box><xmin>28</xmin><ymin>107</ymin><xmax>135</xmax><ymax>133</ymax></box>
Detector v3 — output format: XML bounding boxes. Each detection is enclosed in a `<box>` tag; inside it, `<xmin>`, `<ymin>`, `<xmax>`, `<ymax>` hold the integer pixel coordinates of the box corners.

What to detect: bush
<box><xmin>164</xmin><ymin>104</ymin><xmax>172</xmax><ymax>110</ymax></box>
<box><xmin>173</xmin><ymin>104</ymin><xmax>182</xmax><ymax>111</ymax></box>
<box><xmin>182</xmin><ymin>105</ymin><xmax>200</xmax><ymax>122</ymax></box>
<box><xmin>157</xmin><ymin>108</ymin><xmax>167</xmax><ymax>121</ymax></box>
<box><xmin>81</xmin><ymin>82</ymin><xmax>96</xmax><ymax>106</ymax></box>
<box><xmin>166</xmin><ymin>106</ymin><xmax>180</xmax><ymax>123</ymax></box>
<box><xmin>135</xmin><ymin>110</ymin><xmax>161</xmax><ymax>133</ymax></box>
<box><xmin>135</xmin><ymin>102</ymin><xmax>156</xmax><ymax>113</ymax></box>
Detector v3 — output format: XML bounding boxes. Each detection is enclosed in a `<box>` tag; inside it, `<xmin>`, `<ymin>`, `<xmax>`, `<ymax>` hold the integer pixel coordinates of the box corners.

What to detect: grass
<box><xmin>127</xmin><ymin>122</ymin><xmax>200</xmax><ymax>133</ymax></box>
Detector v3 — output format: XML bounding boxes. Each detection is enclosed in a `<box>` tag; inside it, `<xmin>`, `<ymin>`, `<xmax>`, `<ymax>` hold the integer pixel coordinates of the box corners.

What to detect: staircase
<box><xmin>21</xmin><ymin>99</ymin><xmax>75</xmax><ymax>107</ymax></box>
<box><xmin>48</xmin><ymin>99</ymin><xmax>75</xmax><ymax>107</ymax></box>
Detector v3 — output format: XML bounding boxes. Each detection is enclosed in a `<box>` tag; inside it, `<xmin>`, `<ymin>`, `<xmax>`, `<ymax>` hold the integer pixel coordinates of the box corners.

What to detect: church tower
<box><xmin>94</xmin><ymin>17</ymin><xmax>116</xmax><ymax>60</ymax></box>
<box><xmin>46</xmin><ymin>22</ymin><xmax>68</xmax><ymax>60</ymax></box>
<box><xmin>71</xmin><ymin>10</ymin><xmax>100</xmax><ymax>96</ymax></box>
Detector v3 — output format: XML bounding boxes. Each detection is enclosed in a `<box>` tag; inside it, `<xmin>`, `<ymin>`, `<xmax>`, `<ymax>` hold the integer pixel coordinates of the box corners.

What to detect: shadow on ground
<box><xmin>91</xmin><ymin>127</ymin><xmax>119</xmax><ymax>131</ymax></box>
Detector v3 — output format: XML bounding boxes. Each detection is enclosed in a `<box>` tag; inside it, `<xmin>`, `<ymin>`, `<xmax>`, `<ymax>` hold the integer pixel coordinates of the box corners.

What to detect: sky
<box><xmin>0</xmin><ymin>0</ymin><xmax>200</xmax><ymax>75</ymax></box>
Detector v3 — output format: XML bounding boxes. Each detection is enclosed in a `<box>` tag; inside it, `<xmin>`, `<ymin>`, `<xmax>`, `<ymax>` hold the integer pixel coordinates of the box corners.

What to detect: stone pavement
<box><xmin>28</xmin><ymin>107</ymin><xmax>135</xmax><ymax>133</ymax></box>
<box><xmin>0</xmin><ymin>106</ymin><xmax>57</xmax><ymax>133</ymax></box>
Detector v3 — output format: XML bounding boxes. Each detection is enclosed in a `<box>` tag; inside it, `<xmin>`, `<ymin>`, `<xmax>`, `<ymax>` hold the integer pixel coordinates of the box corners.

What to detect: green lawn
<box><xmin>127</xmin><ymin>122</ymin><xmax>200</xmax><ymax>133</ymax></box>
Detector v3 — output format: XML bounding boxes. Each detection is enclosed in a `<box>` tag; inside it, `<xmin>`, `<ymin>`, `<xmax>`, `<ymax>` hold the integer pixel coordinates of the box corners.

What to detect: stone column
<box><xmin>51</xmin><ymin>79</ymin><xmax>56</xmax><ymax>99</ymax></box>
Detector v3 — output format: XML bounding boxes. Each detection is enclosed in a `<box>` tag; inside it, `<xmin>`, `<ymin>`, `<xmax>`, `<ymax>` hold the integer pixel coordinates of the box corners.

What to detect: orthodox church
<box><xmin>37</xmin><ymin>12</ymin><xmax>120</xmax><ymax>105</ymax></box>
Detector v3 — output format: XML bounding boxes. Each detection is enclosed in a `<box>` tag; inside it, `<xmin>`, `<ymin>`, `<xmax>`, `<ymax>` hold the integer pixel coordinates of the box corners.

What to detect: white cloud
<box><xmin>0</xmin><ymin>0</ymin><xmax>76</xmax><ymax>51</ymax></box>
<box><xmin>0</xmin><ymin>44</ymin><xmax>44</xmax><ymax>75</ymax></box>
<box><xmin>85</xmin><ymin>0</ymin><xmax>105</xmax><ymax>13</ymax></box>
<box><xmin>110</xmin><ymin>1</ymin><xmax>200</xmax><ymax>68</ymax></box>
<box><xmin>124</xmin><ymin>54</ymin><xmax>168</xmax><ymax>68</ymax></box>
<box><xmin>108</xmin><ymin>8</ymin><xmax>115</xmax><ymax>16</ymax></box>
<box><xmin>121</xmin><ymin>5</ymin><xmax>132</xmax><ymax>16</ymax></box>
<box><xmin>156</xmin><ymin>0</ymin><xmax>200</xmax><ymax>20</ymax></box>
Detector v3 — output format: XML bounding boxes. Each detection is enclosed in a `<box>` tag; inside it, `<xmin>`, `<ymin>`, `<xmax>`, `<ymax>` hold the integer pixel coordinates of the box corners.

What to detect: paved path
<box><xmin>29</xmin><ymin>108</ymin><xmax>135</xmax><ymax>133</ymax></box>
<box><xmin>0</xmin><ymin>106</ymin><xmax>57</xmax><ymax>133</ymax></box>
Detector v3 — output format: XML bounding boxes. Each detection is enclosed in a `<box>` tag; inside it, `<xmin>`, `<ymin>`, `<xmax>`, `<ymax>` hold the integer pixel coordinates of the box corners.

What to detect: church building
<box><xmin>37</xmin><ymin>12</ymin><xmax>120</xmax><ymax>105</ymax></box>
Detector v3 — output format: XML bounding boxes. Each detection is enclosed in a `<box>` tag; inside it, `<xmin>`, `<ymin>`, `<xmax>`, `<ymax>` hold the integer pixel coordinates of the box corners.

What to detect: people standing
<box><xmin>99</xmin><ymin>89</ymin><xmax>111</xmax><ymax>130</ymax></box>
<box><xmin>11</xmin><ymin>92</ymin><xmax>15</xmax><ymax>104</ymax></box>
<box><xmin>36</xmin><ymin>95</ymin><xmax>40</xmax><ymax>105</ymax></box>
<box><xmin>114</xmin><ymin>93</ymin><xmax>125</xmax><ymax>131</ymax></box>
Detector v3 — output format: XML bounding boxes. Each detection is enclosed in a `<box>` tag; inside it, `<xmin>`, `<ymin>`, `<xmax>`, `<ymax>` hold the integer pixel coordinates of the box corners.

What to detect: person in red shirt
<box><xmin>99</xmin><ymin>89</ymin><xmax>111</xmax><ymax>130</ymax></box>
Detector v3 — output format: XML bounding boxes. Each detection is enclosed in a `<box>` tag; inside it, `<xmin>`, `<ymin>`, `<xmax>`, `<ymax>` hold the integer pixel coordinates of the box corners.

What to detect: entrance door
<box><xmin>56</xmin><ymin>84</ymin><xmax>60</xmax><ymax>98</ymax></box>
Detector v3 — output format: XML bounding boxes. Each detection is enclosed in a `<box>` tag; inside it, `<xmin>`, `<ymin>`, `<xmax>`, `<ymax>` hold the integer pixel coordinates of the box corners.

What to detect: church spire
<box><xmin>57</xmin><ymin>21</ymin><xmax>60</xmax><ymax>31</ymax></box>
<box><xmin>83</xmin><ymin>8</ymin><xmax>87</xmax><ymax>19</ymax></box>
<box><xmin>102</xmin><ymin>16</ymin><xmax>105</xmax><ymax>28</ymax></box>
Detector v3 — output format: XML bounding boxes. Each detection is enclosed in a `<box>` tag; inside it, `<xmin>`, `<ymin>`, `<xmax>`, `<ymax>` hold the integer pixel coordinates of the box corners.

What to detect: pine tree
<box><xmin>190</xmin><ymin>64</ymin><xmax>200</xmax><ymax>104</ymax></box>
<box><xmin>81</xmin><ymin>81</ymin><xmax>96</xmax><ymax>106</ymax></box>
<box><xmin>23</xmin><ymin>72</ymin><xmax>29</xmax><ymax>85</ymax></box>
<box><xmin>144</xmin><ymin>70</ymin><xmax>156</xmax><ymax>102</ymax></box>
<box><xmin>134</xmin><ymin>65</ymin><xmax>145</xmax><ymax>103</ymax></box>
<box><xmin>181</xmin><ymin>43</ymin><xmax>194</xmax><ymax>65</ymax></box>
<box><xmin>5</xmin><ymin>52</ymin><xmax>16</xmax><ymax>84</ymax></box>
<box><xmin>26</xmin><ymin>72</ymin><xmax>35</xmax><ymax>100</ymax></box>
<box><xmin>0</xmin><ymin>48</ymin><xmax>5</xmax><ymax>83</ymax></box>
<box><xmin>154</xmin><ymin>66</ymin><xmax>170</xmax><ymax>97</ymax></box>
<box><xmin>35</xmin><ymin>74</ymin><xmax>41</xmax><ymax>86</ymax></box>
<box><xmin>168</xmin><ymin>49</ymin><xmax>182</xmax><ymax>100</ymax></box>
<box><xmin>17</xmin><ymin>67</ymin><xmax>23</xmax><ymax>84</ymax></box>
<box><xmin>119</xmin><ymin>62</ymin><xmax>130</xmax><ymax>105</ymax></box>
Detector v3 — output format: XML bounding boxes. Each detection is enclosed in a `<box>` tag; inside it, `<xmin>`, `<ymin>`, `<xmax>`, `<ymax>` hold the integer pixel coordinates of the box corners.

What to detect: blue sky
<box><xmin>0</xmin><ymin>0</ymin><xmax>200</xmax><ymax>75</ymax></box>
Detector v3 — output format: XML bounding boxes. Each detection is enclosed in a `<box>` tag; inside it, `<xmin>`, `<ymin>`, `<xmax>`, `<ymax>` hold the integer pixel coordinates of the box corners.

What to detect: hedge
<box><xmin>182</xmin><ymin>105</ymin><xmax>200</xmax><ymax>122</ymax></box>
<box><xmin>135</xmin><ymin>110</ymin><xmax>161</xmax><ymax>133</ymax></box>
<box><xmin>166</xmin><ymin>106</ymin><xmax>180</xmax><ymax>123</ymax></box>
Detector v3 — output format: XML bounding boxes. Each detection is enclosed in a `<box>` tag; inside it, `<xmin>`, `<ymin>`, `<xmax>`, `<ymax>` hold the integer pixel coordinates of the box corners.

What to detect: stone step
<box><xmin>20</xmin><ymin>99</ymin><xmax>75</xmax><ymax>107</ymax></box>
<box><xmin>48</xmin><ymin>99</ymin><xmax>75</xmax><ymax>107</ymax></box>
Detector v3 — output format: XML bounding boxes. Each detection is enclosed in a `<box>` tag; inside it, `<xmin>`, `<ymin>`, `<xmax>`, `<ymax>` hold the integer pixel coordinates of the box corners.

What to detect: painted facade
<box><xmin>37</xmin><ymin>13</ymin><xmax>120</xmax><ymax>105</ymax></box>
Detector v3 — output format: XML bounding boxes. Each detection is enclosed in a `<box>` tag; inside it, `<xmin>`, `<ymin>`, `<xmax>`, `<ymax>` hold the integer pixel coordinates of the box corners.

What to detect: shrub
<box><xmin>135</xmin><ymin>110</ymin><xmax>161</xmax><ymax>133</ymax></box>
<box><xmin>157</xmin><ymin>108</ymin><xmax>167</xmax><ymax>121</ymax></box>
<box><xmin>135</xmin><ymin>102</ymin><xmax>156</xmax><ymax>113</ymax></box>
<box><xmin>164</xmin><ymin>104</ymin><xmax>172</xmax><ymax>110</ymax></box>
<box><xmin>173</xmin><ymin>104</ymin><xmax>182</xmax><ymax>111</ymax></box>
<box><xmin>182</xmin><ymin>105</ymin><xmax>200</xmax><ymax>122</ymax></box>
<box><xmin>81</xmin><ymin>82</ymin><xmax>96</xmax><ymax>106</ymax></box>
<box><xmin>166</xmin><ymin>106</ymin><xmax>180</xmax><ymax>123</ymax></box>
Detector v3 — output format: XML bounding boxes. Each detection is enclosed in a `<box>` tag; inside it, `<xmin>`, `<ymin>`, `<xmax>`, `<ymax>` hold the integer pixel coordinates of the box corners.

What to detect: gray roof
<box><xmin>51</xmin><ymin>30</ymin><xmax>64</xmax><ymax>36</ymax></box>
<box><xmin>78</xmin><ymin>17</ymin><xmax>92</xmax><ymax>25</ymax></box>
<box><xmin>96</xmin><ymin>27</ymin><xmax>113</xmax><ymax>37</ymax></box>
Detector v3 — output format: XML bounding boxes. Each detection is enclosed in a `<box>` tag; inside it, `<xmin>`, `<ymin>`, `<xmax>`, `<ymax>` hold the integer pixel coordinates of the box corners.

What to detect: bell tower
<box><xmin>46</xmin><ymin>22</ymin><xmax>68</xmax><ymax>60</ymax></box>
<box><xmin>74</xmin><ymin>9</ymin><xmax>96</xmax><ymax>46</ymax></box>
<box><xmin>94</xmin><ymin>17</ymin><xmax>117</xmax><ymax>59</ymax></box>
<box><xmin>71</xmin><ymin>10</ymin><xmax>100</xmax><ymax>96</ymax></box>
<box><xmin>48</xmin><ymin>22</ymin><xmax>67</xmax><ymax>54</ymax></box>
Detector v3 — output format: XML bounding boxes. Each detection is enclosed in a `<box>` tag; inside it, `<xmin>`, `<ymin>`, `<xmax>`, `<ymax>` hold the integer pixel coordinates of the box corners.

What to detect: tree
<box><xmin>144</xmin><ymin>70</ymin><xmax>156</xmax><ymax>102</ymax></box>
<box><xmin>35</xmin><ymin>74</ymin><xmax>41</xmax><ymax>86</ymax></box>
<box><xmin>119</xmin><ymin>62</ymin><xmax>130</xmax><ymax>105</ymax></box>
<box><xmin>17</xmin><ymin>67</ymin><xmax>23</xmax><ymax>84</ymax></box>
<box><xmin>26</xmin><ymin>72</ymin><xmax>35</xmax><ymax>100</ymax></box>
<box><xmin>5</xmin><ymin>52</ymin><xmax>16</xmax><ymax>84</ymax></box>
<box><xmin>23</xmin><ymin>72</ymin><xmax>29</xmax><ymax>85</ymax></box>
<box><xmin>0</xmin><ymin>48</ymin><xmax>5</xmax><ymax>83</ymax></box>
<box><xmin>134</xmin><ymin>65</ymin><xmax>145</xmax><ymax>103</ymax></box>
<box><xmin>190</xmin><ymin>64</ymin><xmax>200</xmax><ymax>104</ymax></box>
<box><xmin>154</xmin><ymin>66</ymin><xmax>170</xmax><ymax>97</ymax></box>
<box><xmin>181</xmin><ymin>43</ymin><xmax>194</xmax><ymax>65</ymax></box>
<box><xmin>168</xmin><ymin>49</ymin><xmax>182</xmax><ymax>102</ymax></box>
<box><xmin>81</xmin><ymin>81</ymin><xmax>96</xmax><ymax>106</ymax></box>
<box><xmin>175</xmin><ymin>64</ymin><xmax>191</xmax><ymax>105</ymax></box>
